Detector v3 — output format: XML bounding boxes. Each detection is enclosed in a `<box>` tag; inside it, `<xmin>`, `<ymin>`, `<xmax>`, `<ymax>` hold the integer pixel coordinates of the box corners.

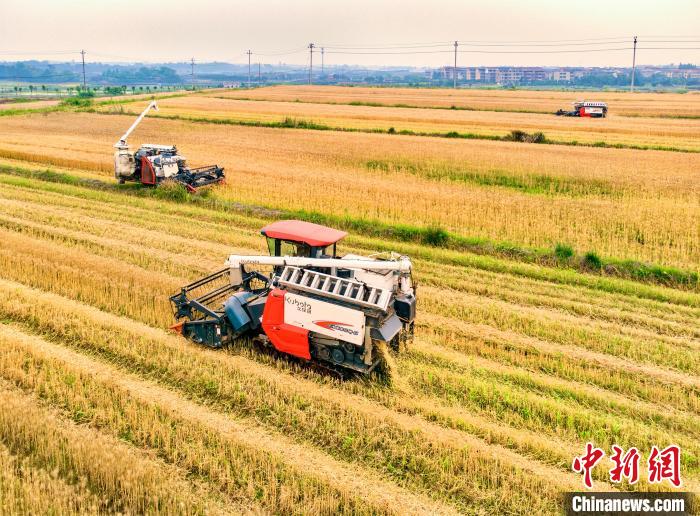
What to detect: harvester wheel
<box><xmin>331</xmin><ymin>348</ymin><xmax>345</xmax><ymax>364</ymax></box>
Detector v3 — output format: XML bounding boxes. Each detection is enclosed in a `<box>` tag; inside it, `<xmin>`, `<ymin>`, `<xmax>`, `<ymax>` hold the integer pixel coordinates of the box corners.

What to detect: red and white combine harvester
<box><xmin>113</xmin><ymin>101</ymin><xmax>225</xmax><ymax>191</ymax></box>
<box><xmin>170</xmin><ymin>220</ymin><xmax>417</xmax><ymax>377</ymax></box>
<box><xmin>556</xmin><ymin>100</ymin><xmax>608</xmax><ymax>118</ymax></box>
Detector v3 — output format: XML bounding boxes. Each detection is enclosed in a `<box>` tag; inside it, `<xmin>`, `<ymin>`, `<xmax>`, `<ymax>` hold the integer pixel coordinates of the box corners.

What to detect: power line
<box><xmin>458</xmin><ymin>35</ymin><xmax>633</xmax><ymax>43</ymax></box>
<box><xmin>325</xmin><ymin>47</ymin><xmax>636</xmax><ymax>55</ymax></box>
<box><xmin>89</xmin><ymin>51</ymin><xmax>150</xmax><ymax>61</ymax></box>
<box><xmin>449</xmin><ymin>40</ymin><xmax>633</xmax><ymax>47</ymax></box>
<box><xmin>321</xmin><ymin>42</ymin><xmax>454</xmax><ymax>50</ymax></box>
<box><xmin>640</xmin><ymin>46</ymin><xmax>700</xmax><ymax>50</ymax></box>
<box><xmin>638</xmin><ymin>34</ymin><xmax>700</xmax><ymax>38</ymax></box>
<box><xmin>326</xmin><ymin>49</ymin><xmax>452</xmax><ymax>55</ymax></box>
<box><xmin>318</xmin><ymin>36</ymin><xmax>636</xmax><ymax>48</ymax></box>
<box><xmin>251</xmin><ymin>47</ymin><xmax>307</xmax><ymax>57</ymax></box>
<box><xmin>323</xmin><ymin>40</ymin><xmax>634</xmax><ymax>49</ymax></box>
<box><xmin>633</xmin><ymin>40</ymin><xmax>700</xmax><ymax>43</ymax></box>
<box><xmin>0</xmin><ymin>50</ymin><xmax>81</xmax><ymax>56</ymax></box>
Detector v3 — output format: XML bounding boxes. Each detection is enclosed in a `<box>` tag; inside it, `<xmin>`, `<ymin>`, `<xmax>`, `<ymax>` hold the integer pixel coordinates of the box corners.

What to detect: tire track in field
<box><xmin>5</xmin><ymin>174</ymin><xmax>699</xmax><ymax>312</ymax></box>
<box><xmin>420</xmin><ymin>264</ymin><xmax>700</xmax><ymax>338</ymax></box>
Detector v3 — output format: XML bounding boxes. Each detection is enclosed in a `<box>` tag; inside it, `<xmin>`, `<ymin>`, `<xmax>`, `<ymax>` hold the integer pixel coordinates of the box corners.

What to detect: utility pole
<box><xmin>630</xmin><ymin>36</ymin><xmax>638</xmax><ymax>92</ymax></box>
<box><xmin>246</xmin><ymin>50</ymin><xmax>252</xmax><ymax>88</ymax></box>
<box><xmin>453</xmin><ymin>41</ymin><xmax>458</xmax><ymax>89</ymax></box>
<box><xmin>321</xmin><ymin>47</ymin><xmax>325</xmax><ymax>75</ymax></box>
<box><xmin>190</xmin><ymin>57</ymin><xmax>195</xmax><ymax>90</ymax></box>
<box><xmin>80</xmin><ymin>49</ymin><xmax>86</xmax><ymax>90</ymax></box>
<box><xmin>258</xmin><ymin>62</ymin><xmax>261</xmax><ymax>84</ymax></box>
<box><xmin>308</xmin><ymin>43</ymin><xmax>314</xmax><ymax>85</ymax></box>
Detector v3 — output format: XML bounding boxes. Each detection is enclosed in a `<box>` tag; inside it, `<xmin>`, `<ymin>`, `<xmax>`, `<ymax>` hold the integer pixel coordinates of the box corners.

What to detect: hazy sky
<box><xmin>1</xmin><ymin>0</ymin><xmax>698</xmax><ymax>67</ymax></box>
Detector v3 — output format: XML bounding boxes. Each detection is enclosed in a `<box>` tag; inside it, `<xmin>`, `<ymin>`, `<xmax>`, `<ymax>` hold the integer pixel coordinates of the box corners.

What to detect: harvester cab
<box><xmin>170</xmin><ymin>220</ymin><xmax>416</xmax><ymax>377</ymax></box>
<box><xmin>113</xmin><ymin>101</ymin><xmax>225</xmax><ymax>191</ymax></box>
<box><xmin>262</xmin><ymin>219</ymin><xmax>346</xmax><ymax>269</ymax></box>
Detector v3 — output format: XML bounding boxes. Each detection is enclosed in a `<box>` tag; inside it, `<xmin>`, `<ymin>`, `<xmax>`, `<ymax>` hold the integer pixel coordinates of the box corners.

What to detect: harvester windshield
<box><xmin>266</xmin><ymin>238</ymin><xmax>314</xmax><ymax>258</ymax></box>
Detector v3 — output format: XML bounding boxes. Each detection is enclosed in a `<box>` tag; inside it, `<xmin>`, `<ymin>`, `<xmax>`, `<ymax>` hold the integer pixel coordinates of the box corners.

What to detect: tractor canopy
<box><xmin>261</xmin><ymin>220</ymin><xmax>347</xmax><ymax>258</ymax></box>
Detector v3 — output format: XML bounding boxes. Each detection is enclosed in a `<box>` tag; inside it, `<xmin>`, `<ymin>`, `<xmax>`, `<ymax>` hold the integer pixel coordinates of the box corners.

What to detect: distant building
<box><xmin>439</xmin><ymin>66</ymin><xmax>468</xmax><ymax>80</ymax></box>
<box><xmin>548</xmin><ymin>70</ymin><xmax>572</xmax><ymax>81</ymax></box>
<box><xmin>439</xmin><ymin>66</ymin><xmax>547</xmax><ymax>83</ymax></box>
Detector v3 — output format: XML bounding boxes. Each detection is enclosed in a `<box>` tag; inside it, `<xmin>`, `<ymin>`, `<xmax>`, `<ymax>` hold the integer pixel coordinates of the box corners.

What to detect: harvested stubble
<box><xmin>0</xmin><ymin>374</ymin><xmax>229</xmax><ymax>515</ymax></box>
<box><xmin>0</xmin><ymin>324</ymin><xmax>440</xmax><ymax>516</ymax></box>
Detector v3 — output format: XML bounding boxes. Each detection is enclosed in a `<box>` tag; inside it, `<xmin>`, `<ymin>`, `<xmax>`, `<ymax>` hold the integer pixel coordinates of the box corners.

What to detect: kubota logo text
<box><xmin>313</xmin><ymin>320</ymin><xmax>360</xmax><ymax>337</ymax></box>
<box><xmin>286</xmin><ymin>297</ymin><xmax>311</xmax><ymax>313</ymax></box>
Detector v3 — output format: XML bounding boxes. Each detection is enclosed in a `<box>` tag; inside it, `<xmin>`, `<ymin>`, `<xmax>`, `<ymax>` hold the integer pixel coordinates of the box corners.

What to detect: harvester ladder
<box><xmin>278</xmin><ymin>266</ymin><xmax>392</xmax><ymax>312</ymax></box>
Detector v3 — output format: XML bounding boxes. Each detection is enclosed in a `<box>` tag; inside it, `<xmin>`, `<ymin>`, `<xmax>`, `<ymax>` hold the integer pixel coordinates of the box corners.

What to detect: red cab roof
<box><xmin>260</xmin><ymin>220</ymin><xmax>347</xmax><ymax>247</ymax></box>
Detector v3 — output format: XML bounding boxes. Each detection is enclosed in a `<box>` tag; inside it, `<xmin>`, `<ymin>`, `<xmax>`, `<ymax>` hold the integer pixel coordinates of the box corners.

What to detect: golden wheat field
<box><xmin>102</xmin><ymin>96</ymin><xmax>700</xmax><ymax>151</ymax></box>
<box><xmin>213</xmin><ymin>84</ymin><xmax>700</xmax><ymax>117</ymax></box>
<box><xmin>0</xmin><ymin>86</ymin><xmax>698</xmax><ymax>514</ymax></box>
<box><xmin>1</xmin><ymin>110</ymin><xmax>698</xmax><ymax>267</ymax></box>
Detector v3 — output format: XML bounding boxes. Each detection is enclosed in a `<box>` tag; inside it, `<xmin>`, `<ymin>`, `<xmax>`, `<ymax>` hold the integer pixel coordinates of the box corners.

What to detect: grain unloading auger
<box><xmin>113</xmin><ymin>101</ymin><xmax>225</xmax><ymax>191</ymax></box>
<box><xmin>170</xmin><ymin>220</ymin><xmax>416</xmax><ymax>376</ymax></box>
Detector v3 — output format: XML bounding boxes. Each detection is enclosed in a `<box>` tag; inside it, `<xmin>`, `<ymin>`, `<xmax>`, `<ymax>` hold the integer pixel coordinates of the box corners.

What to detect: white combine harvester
<box><xmin>556</xmin><ymin>100</ymin><xmax>608</xmax><ymax>118</ymax></box>
<box><xmin>170</xmin><ymin>220</ymin><xmax>416</xmax><ymax>377</ymax></box>
<box><xmin>113</xmin><ymin>101</ymin><xmax>225</xmax><ymax>191</ymax></box>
